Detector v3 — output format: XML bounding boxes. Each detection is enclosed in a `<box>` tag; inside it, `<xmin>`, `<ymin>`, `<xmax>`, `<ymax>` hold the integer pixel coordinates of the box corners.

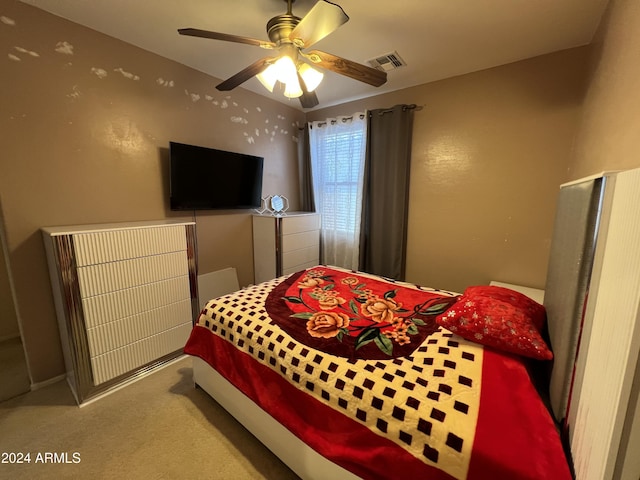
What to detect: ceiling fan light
<box><xmin>298</xmin><ymin>63</ymin><xmax>323</xmax><ymax>92</ymax></box>
<box><xmin>274</xmin><ymin>55</ymin><xmax>298</xmax><ymax>86</ymax></box>
<box><xmin>256</xmin><ymin>64</ymin><xmax>278</xmax><ymax>92</ymax></box>
<box><xmin>284</xmin><ymin>78</ymin><xmax>303</xmax><ymax>98</ymax></box>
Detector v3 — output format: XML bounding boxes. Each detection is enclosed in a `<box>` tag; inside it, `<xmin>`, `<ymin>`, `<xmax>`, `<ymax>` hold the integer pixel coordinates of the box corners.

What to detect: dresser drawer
<box><xmin>77</xmin><ymin>251</ymin><xmax>188</xmax><ymax>298</ymax></box>
<box><xmin>82</xmin><ymin>276</ymin><xmax>191</xmax><ymax>329</ymax></box>
<box><xmin>73</xmin><ymin>225</ymin><xmax>187</xmax><ymax>266</ymax></box>
<box><xmin>283</xmin><ymin>246</ymin><xmax>319</xmax><ymax>271</ymax></box>
<box><xmin>281</xmin><ymin>214</ymin><xmax>320</xmax><ymax>235</ymax></box>
<box><xmin>282</xmin><ymin>230</ymin><xmax>319</xmax><ymax>253</ymax></box>
<box><xmin>283</xmin><ymin>260</ymin><xmax>319</xmax><ymax>276</ymax></box>
<box><xmin>86</xmin><ymin>299</ymin><xmax>192</xmax><ymax>357</ymax></box>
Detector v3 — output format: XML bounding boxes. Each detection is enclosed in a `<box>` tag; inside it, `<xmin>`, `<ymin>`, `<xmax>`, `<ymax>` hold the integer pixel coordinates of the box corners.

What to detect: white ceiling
<box><xmin>20</xmin><ymin>0</ymin><xmax>609</xmax><ymax>111</ymax></box>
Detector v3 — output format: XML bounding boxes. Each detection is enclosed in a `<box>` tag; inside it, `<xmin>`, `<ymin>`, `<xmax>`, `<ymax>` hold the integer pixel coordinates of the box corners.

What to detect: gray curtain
<box><xmin>359</xmin><ymin>104</ymin><xmax>415</xmax><ymax>280</ymax></box>
<box><xmin>297</xmin><ymin>125</ymin><xmax>316</xmax><ymax>212</ymax></box>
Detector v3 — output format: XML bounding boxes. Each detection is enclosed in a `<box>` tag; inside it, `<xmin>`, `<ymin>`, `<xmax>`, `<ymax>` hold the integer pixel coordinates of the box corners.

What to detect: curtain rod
<box><xmin>374</xmin><ymin>104</ymin><xmax>418</xmax><ymax>116</ymax></box>
<box><xmin>311</xmin><ymin>113</ymin><xmax>366</xmax><ymax>128</ymax></box>
<box><xmin>307</xmin><ymin>104</ymin><xmax>420</xmax><ymax>129</ymax></box>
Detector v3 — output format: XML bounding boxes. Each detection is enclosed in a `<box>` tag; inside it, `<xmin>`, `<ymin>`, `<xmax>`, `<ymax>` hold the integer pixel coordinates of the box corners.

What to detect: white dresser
<box><xmin>252</xmin><ymin>213</ymin><xmax>320</xmax><ymax>284</ymax></box>
<box><xmin>42</xmin><ymin>219</ymin><xmax>198</xmax><ymax>404</ymax></box>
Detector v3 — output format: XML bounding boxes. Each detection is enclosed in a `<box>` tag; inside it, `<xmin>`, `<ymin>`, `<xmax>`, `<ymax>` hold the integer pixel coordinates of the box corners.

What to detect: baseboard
<box><xmin>77</xmin><ymin>354</ymin><xmax>189</xmax><ymax>407</ymax></box>
<box><xmin>30</xmin><ymin>373</ymin><xmax>66</xmax><ymax>391</ymax></box>
<box><xmin>0</xmin><ymin>333</ymin><xmax>21</xmax><ymax>343</ymax></box>
<box><xmin>29</xmin><ymin>355</ymin><xmax>190</xmax><ymax>400</ymax></box>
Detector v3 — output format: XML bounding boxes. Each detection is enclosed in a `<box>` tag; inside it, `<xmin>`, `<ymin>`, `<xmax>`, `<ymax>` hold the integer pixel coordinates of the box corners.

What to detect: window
<box><xmin>317</xmin><ymin>130</ymin><xmax>365</xmax><ymax>233</ymax></box>
<box><xmin>309</xmin><ymin>114</ymin><xmax>367</xmax><ymax>270</ymax></box>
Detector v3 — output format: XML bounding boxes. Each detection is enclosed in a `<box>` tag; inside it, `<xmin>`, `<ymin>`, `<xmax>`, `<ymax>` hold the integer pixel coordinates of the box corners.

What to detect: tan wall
<box><xmin>568</xmin><ymin>0</ymin><xmax>640</xmax><ymax>179</ymax></box>
<box><xmin>0</xmin><ymin>1</ymin><xmax>305</xmax><ymax>383</ymax></box>
<box><xmin>308</xmin><ymin>48</ymin><xmax>590</xmax><ymax>292</ymax></box>
<box><xmin>0</xmin><ymin>249</ymin><xmax>18</xmax><ymax>341</ymax></box>
<box><xmin>0</xmin><ymin>197</ymin><xmax>20</xmax><ymax>341</ymax></box>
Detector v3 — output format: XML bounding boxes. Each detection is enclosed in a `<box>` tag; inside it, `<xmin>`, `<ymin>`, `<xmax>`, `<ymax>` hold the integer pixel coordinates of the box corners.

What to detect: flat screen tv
<box><xmin>169</xmin><ymin>141</ymin><xmax>264</xmax><ymax>211</ymax></box>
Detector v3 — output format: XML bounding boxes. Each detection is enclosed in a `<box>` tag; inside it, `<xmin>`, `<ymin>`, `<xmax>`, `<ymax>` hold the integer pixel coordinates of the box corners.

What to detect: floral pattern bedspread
<box><xmin>184</xmin><ymin>266</ymin><xmax>572</xmax><ymax>480</ymax></box>
<box><xmin>267</xmin><ymin>266</ymin><xmax>459</xmax><ymax>360</ymax></box>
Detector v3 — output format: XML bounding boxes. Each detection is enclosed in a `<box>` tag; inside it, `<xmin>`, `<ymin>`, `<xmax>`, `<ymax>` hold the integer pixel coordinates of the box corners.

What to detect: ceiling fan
<box><xmin>178</xmin><ymin>0</ymin><xmax>387</xmax><ymax>108</ymax></box>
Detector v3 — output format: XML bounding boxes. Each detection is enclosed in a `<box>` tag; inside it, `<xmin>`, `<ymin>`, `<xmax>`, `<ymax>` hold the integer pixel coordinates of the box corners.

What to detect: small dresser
<box><xmin>252</xmin><ymin>213</ymin><xmax>320</xmax><ymax>284</ymax></box>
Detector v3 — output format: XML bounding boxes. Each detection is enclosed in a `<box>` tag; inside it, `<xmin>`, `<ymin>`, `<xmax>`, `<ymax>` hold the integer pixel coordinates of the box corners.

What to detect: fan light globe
<box><xmin>256</xmin><ymin>64</ymin><xmax>278</xmax><ymax>92</ymax></box>
<box><xmin>258</xmin><ymin>55</ymin><xmax>305</xmax><ymax>98</ymax></box>
<box><xmin>298</xmin><ymin>63</ymin><xmax>323</xmax><ymax>92</ymax></box>
<box><xmin>274</xmin><ymin>56</ymin><xmax>298</xmax><ymax>85</ymax></box>
<box><xmin>284</xmin><ymin>77</ymin><xmax>303</xmax><ymax>98</ymax></box>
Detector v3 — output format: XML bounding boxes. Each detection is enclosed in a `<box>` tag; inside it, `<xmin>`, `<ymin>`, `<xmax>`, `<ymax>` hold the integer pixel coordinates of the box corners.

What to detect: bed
<box><xmin>184</xmin><ymin>265</ymin><xmax>571</xmax><ymax>480</ymax></box>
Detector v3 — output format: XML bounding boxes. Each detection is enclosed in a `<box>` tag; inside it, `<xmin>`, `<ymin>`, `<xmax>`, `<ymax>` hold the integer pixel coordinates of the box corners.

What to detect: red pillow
<box><xmin>463</xmin><ymin>285</ymin><xmax>546</xmax><ymax>331</ymax></box>
<box><xmin>436</xmin><ymin>295</ymin><xmax>553</xmax><ymax>360</ymax></box>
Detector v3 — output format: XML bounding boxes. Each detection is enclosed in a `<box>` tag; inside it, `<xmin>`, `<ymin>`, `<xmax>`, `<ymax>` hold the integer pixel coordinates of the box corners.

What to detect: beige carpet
<box><xmin>0</xmin><ymin>356</ymin><xmax>301</xmax><ymax>480</ymax></box>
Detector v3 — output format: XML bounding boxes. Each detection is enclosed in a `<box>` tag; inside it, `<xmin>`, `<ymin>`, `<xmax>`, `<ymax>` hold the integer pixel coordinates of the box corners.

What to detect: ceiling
<box><xmin>20</xmin><ymin>0</ymin><xmax>609</xmax><ymax>111</ymax></box>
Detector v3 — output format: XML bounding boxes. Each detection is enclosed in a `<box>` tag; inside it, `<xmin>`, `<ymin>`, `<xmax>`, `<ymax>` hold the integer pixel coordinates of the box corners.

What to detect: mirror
<box><xmin>254</xmin><ymin>195</ymin><xmax>290</xmax><ymax>216</ymax></box>
<box><xmin>270</xmin><ymin>195</ymin><xmax>284</xmax><ymax>213</ymax></box>
<box><xmin>0</xmin><ymin>197</ymin><xmax>30</xmax><ymax>402</ymax></box>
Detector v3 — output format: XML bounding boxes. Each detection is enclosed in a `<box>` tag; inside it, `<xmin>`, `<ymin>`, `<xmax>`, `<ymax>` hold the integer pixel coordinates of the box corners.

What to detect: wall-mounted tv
<box><xmin>169</xmin><ymin>141</ymin><xmax>264</xmax><ymax>211</ymax></box>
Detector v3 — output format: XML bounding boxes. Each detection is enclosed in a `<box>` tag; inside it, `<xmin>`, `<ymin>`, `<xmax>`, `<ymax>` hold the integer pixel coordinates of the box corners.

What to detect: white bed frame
<box><xmin>193</xmin><ymin>356</ymin><xmax>358</xmax><ymax>480</ymax></box>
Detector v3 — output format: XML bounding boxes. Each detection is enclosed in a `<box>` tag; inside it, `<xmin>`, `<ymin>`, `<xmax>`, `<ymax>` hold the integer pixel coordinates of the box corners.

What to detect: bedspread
<box><xmin>184</xmin><ymin>266</ymin><xmax>571</xmax><ymax>480</ymax></box>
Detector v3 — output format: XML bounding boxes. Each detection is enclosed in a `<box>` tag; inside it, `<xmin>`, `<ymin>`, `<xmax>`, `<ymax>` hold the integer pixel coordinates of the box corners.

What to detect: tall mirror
<box><xmin>0</xmin><ymin>197</ymin><xmax>30</xmax><ymax>402</ymax></box>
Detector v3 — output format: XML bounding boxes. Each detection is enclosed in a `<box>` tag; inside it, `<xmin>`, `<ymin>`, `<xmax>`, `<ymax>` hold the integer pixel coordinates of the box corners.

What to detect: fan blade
<box><xmin>216</xmin><ymin>57</ymin><xmax>277</xmax><ymax>91</ymax></box>
<box><xmin>304</xmin><ymin>50</ymin><xmax>387</xmax><ymax>87</ymax></box>
<box><xmin>289</xmin><ymin>1</ymin><xmax>349</xmax><ymax>49</ymax></box>
<box><xmin>178</xmin><ymin>28</ymin><xmax>276</xmax><ymax>49</ymax></box>
<box><xmin>297</xmin><ymin>72</ymin><xmax>320</xmax><ymax>109</ymax></box>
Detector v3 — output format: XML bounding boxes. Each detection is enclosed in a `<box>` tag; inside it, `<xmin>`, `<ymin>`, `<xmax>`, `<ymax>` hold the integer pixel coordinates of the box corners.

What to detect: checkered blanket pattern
<box><xmin>195</xmin><ymin>270</ymin><xmax>483</xmax><ymax>479</ymax></box>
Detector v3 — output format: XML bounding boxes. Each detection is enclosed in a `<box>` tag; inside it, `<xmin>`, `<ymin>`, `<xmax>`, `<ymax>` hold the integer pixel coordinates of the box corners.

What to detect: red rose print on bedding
<box><xmin>265</xmin><ymin>267</ymin><xmax>459</xmax><ymax>360</ymax></box>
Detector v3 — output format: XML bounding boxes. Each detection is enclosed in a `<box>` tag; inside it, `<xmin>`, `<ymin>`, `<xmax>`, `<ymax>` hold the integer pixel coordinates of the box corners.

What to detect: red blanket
<box><xmin>185</xmin><ymin>267</ymin><xmax>571</xmax><ymax>480</ymax></box>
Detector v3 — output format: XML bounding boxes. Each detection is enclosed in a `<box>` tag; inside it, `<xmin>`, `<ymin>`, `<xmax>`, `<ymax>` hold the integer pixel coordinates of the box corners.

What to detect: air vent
<box><xmin>368</xmin><ymin>51</ymin><xmax>407</xmax><ymax>72</ymax></box>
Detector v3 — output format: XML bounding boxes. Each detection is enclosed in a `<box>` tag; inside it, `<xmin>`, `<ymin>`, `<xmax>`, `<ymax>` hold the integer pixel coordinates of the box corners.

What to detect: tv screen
<box><xmin>169</xmin><ymin>141</ymin><xmax>264</xmax><ymax>211</ymax></box>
